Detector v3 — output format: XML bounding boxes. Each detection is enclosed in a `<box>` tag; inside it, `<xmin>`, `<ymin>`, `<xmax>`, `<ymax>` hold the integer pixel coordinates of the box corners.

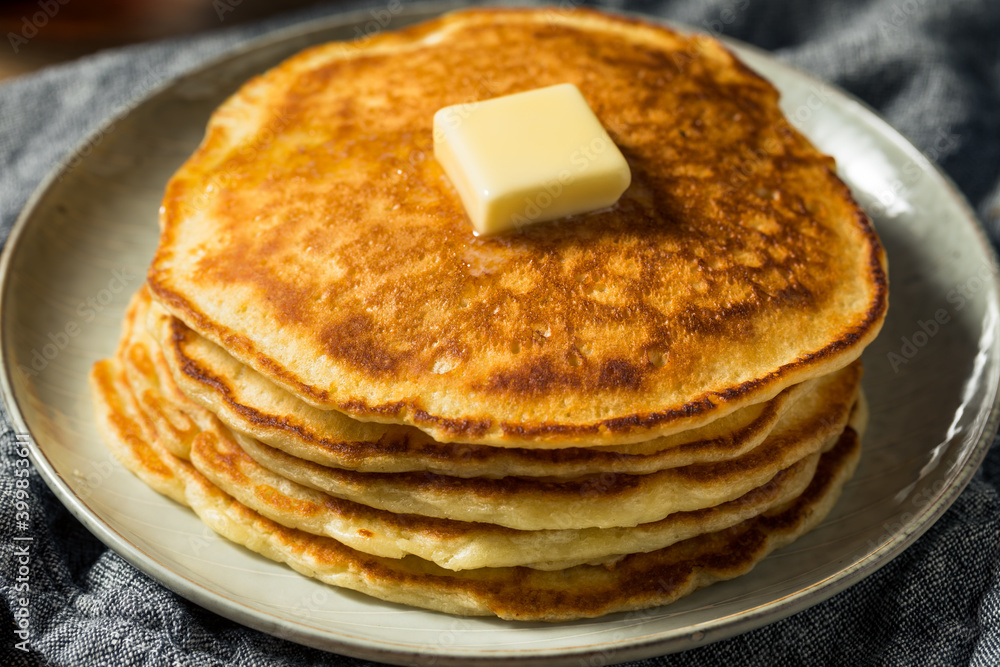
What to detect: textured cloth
<box><xmin>2</xmin><ymin>0</ymin><xmax>999</xmax><ymax>664</ymax></box>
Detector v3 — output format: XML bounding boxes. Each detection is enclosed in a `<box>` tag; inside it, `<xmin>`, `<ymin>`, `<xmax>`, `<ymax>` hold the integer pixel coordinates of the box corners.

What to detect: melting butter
<box><xmin>433</xmin><ymin>83</ymin><xmax>631</xmax><ymax>236</ymax></box>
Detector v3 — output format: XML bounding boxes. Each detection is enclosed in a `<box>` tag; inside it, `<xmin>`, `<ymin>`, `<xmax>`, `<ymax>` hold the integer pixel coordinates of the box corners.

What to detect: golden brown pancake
<box><xmin>92</xmin><ymin>5</ymin><xmax>887</xmax><ymax>620</ymax></box>
<box><xmin>150</xmin><ymin>299</ymin><xmax>816</xmax><ymax>477</ymax></box>
<box><xmin>147</xmin><ymin>7</ymin><xmax>887</xmax><ymax>447</ymax></box>
<box><xmin>90</xmin><ymin>289</ymin><xmax>864</xmax><ymax>618</ymax></box>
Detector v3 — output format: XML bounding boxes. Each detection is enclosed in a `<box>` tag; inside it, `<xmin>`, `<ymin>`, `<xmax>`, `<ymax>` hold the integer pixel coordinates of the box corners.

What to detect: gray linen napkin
<box><xmin>2</xmin><ymin>0</ymin><xmax>999</xmax><ymax>665</ymax></box>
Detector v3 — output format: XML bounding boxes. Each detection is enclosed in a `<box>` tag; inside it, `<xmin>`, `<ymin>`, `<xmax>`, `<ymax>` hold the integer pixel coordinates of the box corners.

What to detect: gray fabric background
<box><xmin>2</xmin><ymin>0</ymin><xmax>999</xmax><ymax>664</ymax></box>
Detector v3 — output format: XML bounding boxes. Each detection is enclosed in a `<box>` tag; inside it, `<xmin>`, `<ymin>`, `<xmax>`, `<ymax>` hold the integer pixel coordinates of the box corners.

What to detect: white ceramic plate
<box><xmin>2</xmin><ymin>5</ymin><xmax>999</xmax><ymax>665</ymax></box>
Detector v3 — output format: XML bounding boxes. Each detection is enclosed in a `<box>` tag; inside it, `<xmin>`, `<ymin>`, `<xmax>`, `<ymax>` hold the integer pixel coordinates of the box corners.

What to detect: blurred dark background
<box><xmin>0</xmin><ymin>0</ymin><xmax>332</xmax><ymax>80</ymax></box>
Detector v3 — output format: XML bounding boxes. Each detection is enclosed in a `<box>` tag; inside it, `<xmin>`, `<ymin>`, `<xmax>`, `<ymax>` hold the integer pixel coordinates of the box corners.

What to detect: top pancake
<box><xmin>148</xmin><ymin>7</ymin><xmax>887</xmax><ymax>446</ymax></box>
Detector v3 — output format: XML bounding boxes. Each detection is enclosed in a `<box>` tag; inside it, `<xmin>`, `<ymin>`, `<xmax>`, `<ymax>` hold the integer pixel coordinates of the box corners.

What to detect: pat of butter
<box><xmin>433</xmin><ymin>83</ymin><xmax>631</xmax><ymax>236</ymax></box>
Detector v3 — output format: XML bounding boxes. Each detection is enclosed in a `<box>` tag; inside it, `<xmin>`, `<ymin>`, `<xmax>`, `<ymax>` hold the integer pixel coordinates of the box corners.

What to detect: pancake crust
<box><xmin>151</xmin><ymin>299</ymin><xmax>816</xmax><ymax>476</ymax></box>
<box><xmin>147</xmin><ymin>7</ymin><xmax>887</xmax><ymax>447</ymax></box>
<box><xmin>91</xmin><ymin>338</ymin><xmax>864</xmax><ymax>619</ymax></box>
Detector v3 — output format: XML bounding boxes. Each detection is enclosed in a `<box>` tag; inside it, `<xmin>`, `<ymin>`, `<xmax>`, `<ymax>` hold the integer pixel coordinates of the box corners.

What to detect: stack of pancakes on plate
<box><xmin>90</xmin><ymin>7</ymin><xmax>887</xmax><ymax>621</ymax></box>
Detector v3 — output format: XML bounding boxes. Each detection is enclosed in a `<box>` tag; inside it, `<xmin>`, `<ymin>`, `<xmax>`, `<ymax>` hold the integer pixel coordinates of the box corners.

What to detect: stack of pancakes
<box><xmin>90</xmin><ymin>8</ymin><xmax>887</xmax><ymax>621</ymax></box>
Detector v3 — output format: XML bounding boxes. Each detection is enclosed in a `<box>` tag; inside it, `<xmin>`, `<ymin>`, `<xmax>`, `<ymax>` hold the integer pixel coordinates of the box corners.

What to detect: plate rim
<box><xmin>2</xmin><ymin>3</ymin><xmax>999</xmax><ymax>664</ymax></box>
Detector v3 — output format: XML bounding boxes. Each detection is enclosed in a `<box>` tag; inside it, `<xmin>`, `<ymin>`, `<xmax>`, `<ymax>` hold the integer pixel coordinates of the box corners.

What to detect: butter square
<box><xmin>433</xmin><ymin>83</ymin><xmax>631</xmax><ymax>236</ymax></box>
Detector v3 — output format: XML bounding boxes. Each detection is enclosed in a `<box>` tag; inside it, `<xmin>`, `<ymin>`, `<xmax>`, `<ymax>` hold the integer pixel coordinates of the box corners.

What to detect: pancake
<box><xmin>151</xmin><ymin>299</ymin><xmax>817</xmax><ymax>477</ymax></box>
<box><xmin>91</xmin><ymin>337</ymin><xmax>864</xmax><ymax>619</ymax></box>
<box><xmin>235</xmin><ymin>359</ymin><xmax>860</xmax><ymax>530</ymax></box>
<box><xmin>147</xmin><ymin>7</ymin><xmax>887</xmax><ymax>447</ymax></box>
